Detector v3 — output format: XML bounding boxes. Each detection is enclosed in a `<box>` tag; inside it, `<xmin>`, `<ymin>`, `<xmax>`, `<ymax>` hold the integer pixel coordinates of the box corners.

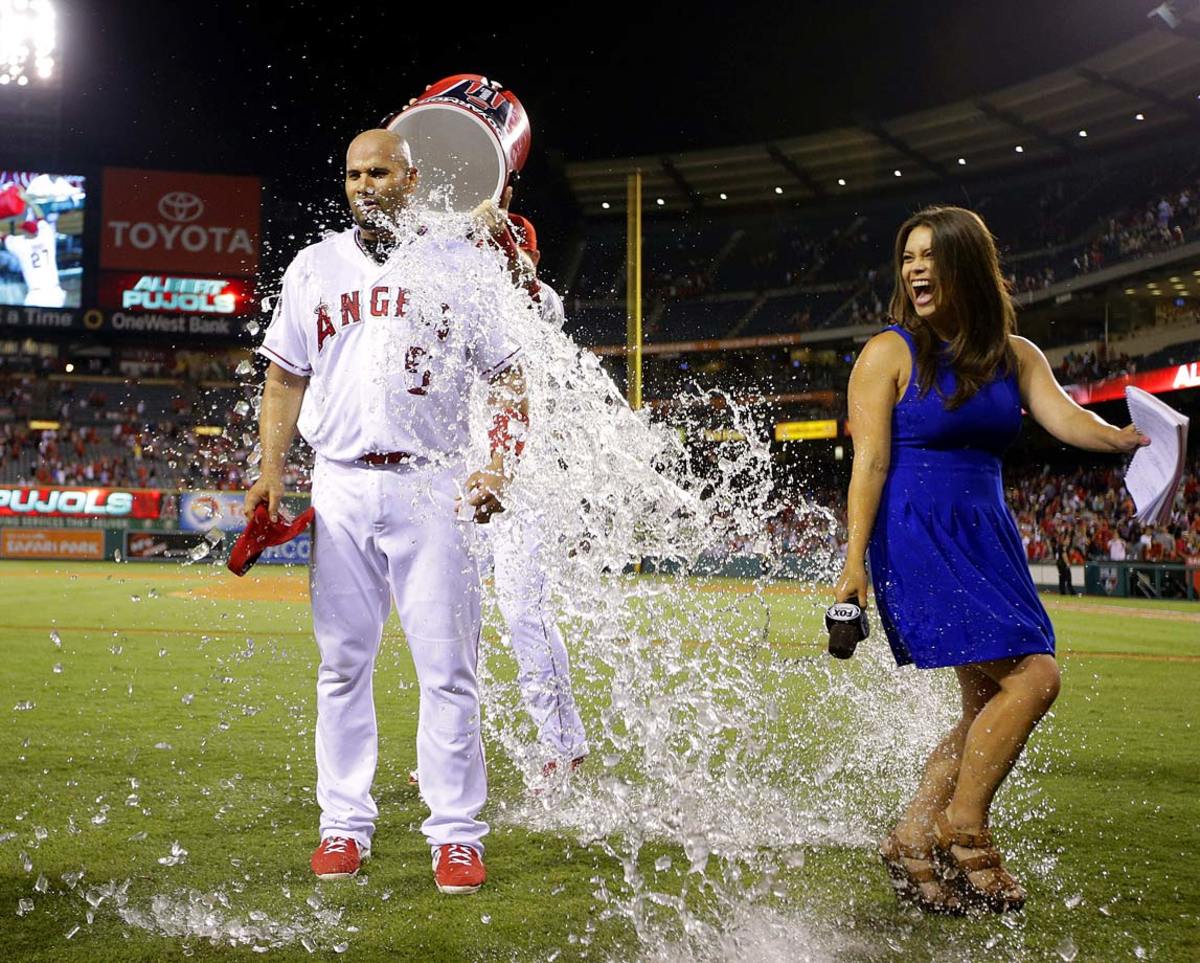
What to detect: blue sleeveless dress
<box><xmin>867</xmin><ymin>325</ymin><xmax>1055</xmax><ymax>669</ymax></box>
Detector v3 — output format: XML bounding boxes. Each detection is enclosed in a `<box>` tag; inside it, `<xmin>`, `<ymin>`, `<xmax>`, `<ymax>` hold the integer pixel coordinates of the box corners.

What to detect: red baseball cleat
<box><xmin>311</xmin><ymin>836</ymin><xmax>369</xmax><ymax>880</ymax></box>
<box><xmin>432</xmin><ymin>843</ymin><xmax>486</xmax><ymax>894</ymax></box>
<box><xmin>540</xmin><ymin>754</ymin><xmax>587</xmax><ymax>779</ymax></box>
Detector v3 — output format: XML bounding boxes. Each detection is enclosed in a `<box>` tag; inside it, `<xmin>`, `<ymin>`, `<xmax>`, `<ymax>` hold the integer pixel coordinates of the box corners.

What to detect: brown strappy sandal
<box><xmin>933</xmin><ymin>813</ymin><xmax>1026</xmax><ymax>913</ymax></box>
<box><xmin>878</xmin><ymin>831</ymin><xmax>964</xmax><ymax>915</ymax></box>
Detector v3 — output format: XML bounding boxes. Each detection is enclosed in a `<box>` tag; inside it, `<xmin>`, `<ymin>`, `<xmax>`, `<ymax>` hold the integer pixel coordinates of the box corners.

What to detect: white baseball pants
<box><xmin>491</xmin><ymin>516</ymin><xmax>588</xmax><ymax>760</ymax></box>
<box><xmin>309</xmin><ymin>457</ymin><xmax>487</xmax><ymax>851</ymax></box>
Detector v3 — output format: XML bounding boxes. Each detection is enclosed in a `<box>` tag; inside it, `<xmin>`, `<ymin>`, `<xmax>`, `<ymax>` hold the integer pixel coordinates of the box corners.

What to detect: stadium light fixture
<box><xmin>1135</xmin><ymin>113</ymin><xmax>1145</xmax><ymax>121</ymax></box>
<box><xmin>655</xmin><ymin>197</ymin><xmax>664</xmax><ymax>206</ymax></box>
<box><xmin>1078</xmin><ymin>129</ymin><xmax>1087</xmax><ymax>137</ymax></box>
<box><xmin>64</xmin><ymin>362</ymin><xmax>74</xmax><ymax>373</ymax></box>
<box><xmin>957</xmin><ymin>157</ymin><xmax>966</xmax><ymax>165</ymax></box>
<box><xmin>836</xmin><ymin>178</ymin><xmax>846</xmax><ymax>186</ymax></box>
<box><xmin>601</xmin><ymin>201</ymin><xmax>610</xmax><ymax>210</ymax></box>
<box><xmin>1169</xmin><ymin>276</ymin><xmax>1181</xmax><ymax>282</ymax></box>
<box><xmin>774</xmin><ymin>186</ymin><xmax>783</xmax><ymax>194</ymax></box>
<box><xmin>893</xmin><ymin>169</ymin><xmax>902</xmax><ymax>177</ymax></box>
<box><xmin>0</xmin><ymin>0</ymin><xmax>57</xmax><ymax>86</ymax></box>
<box><xmin>1014</xmin><ymin>145</ymin><xmax>1024</xmax><ymax>153</ymax></box>
<box><xmin>1124</xmin><ymin>288</ymin><xmax>1136</xmax><ymax>294</ymax></box>
<box><xmin>719</xmin><ymin>192</ymin><xmax>728</xmax><ymax>200</ymax></box>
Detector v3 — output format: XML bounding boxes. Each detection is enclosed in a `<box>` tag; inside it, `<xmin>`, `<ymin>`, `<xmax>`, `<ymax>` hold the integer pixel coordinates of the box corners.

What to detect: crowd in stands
<box><xmin>764</xmin><ymin>458</ymin><xmax>1200</xmax><ymax>578</ymax></box>
<box><xmin>0</xmin><ymin>410</ymin><xmax>311</xmax><ymax>493</ymax></box>
<box><xmin>566</xmin><ymin>147</ymin><xmax>1200</xmax><ymax>349</ymax></box>
<box><xmin>1010</xmin><ymin>265</ymin><xmax>1058</xmax><ymax>294</ymax></box>
<box><xmin>1007</xmin><ymin>461</ymin><xmax>1200</xmax><ymax>565</ymax></box>
<box><xmin>640</xmin><ymin>348</ymin><xmax>849</xmax><ymax>404</ymax></box>
<box><xmin>1087</xmin><ymin>185</ymin><xmax>1196</xmax><ymax>267</ymax></box>
<box><xmin>1010</xmin><ymin>177</ymin><xmax>1200</xmax><ymax>294</ymax></box>
<box><xmin>0</xmin><ymin>366</ymin><xmax>311</xmax><ymax>493</ymax></box>
<box><xmin>1056</xmin><ymin>347</ymin><xmax>1136</xmax><ymax>385</ymax></box>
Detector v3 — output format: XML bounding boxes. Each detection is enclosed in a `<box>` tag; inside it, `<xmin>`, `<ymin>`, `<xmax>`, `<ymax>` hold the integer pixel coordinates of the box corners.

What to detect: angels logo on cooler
<box><xmin>460</xmin><ymin>80</ymin><xmax>506</xmax><ymax>112</ymax></box>
<box><xmin>426</xmin><ymin>77</ymin><xmax>516</xmax><ymax>131</ymax></box>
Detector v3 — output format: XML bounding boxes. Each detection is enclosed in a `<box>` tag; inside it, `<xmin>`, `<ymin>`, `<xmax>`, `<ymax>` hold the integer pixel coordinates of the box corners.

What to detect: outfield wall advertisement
<box><xmin>121</xmin><ymin>528</ymin><xmax>310</xmax><ymax>565</ymax></box>
<box><xmin>0</xmin><ymin>486</ymin><xmax>164</xmax><ymax>520</ymax></box>
<box><xmin>258</xmin><ymin>531</ymin><xmax>310</xmax><ymax>565</ymax></box>
<box><xmin>179</xmin><ymin>492</ymin><xmax>250</xmax><ymax>532</ymax></box>
<box><xmin>0</xmin><ymin>528</ymin><xmax>105</xmax><ymax>560</ymax></box>
<box><xmin>123</xmin><ymin>530</ymin><xmax>208</xmax><ymax>561</ymax></box>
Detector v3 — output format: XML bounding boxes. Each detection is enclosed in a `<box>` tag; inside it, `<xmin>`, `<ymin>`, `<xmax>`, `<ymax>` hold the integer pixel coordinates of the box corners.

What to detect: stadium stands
<box><xmin>565</xmin><ymin>136</ymin><xmax>1200</xmax><ymax>350</ymax></box>
<box><xmin>1007</xmin><ymin>460</ymin><xmax>1200</xmax><ymax>565</ymax></box>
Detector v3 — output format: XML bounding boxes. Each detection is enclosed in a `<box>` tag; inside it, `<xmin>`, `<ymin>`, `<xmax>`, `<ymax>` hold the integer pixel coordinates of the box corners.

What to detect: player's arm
<box><xmin>461</xmin><ymin>362</ymin><xmax>528</xmax><ymax>524</ymax></box>
<box><xmin>834</xmin><ymin>332</ymin><xmax>905</xmax><ymax>607</ymax></box>
<box><xmin>1009</xmin><ymin>336</ymin><xmax>1147</xmax><ymax>453</ymax></box>
<box><xmin>244</xmin><ymin>362</ymin><xmax>308</xmax><ymax>521</ymax></box>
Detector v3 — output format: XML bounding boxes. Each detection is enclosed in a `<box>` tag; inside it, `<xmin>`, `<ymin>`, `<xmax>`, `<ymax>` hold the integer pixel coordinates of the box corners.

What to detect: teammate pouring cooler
<box><xmin>244</xmin><ymin>128</ymin><xmax>527</xmax><ymax>895</ymax></box>
<box><xmin>479</xmin><ymin>210</ymin><xmax>589</xmax><ymax>776</ymax></box>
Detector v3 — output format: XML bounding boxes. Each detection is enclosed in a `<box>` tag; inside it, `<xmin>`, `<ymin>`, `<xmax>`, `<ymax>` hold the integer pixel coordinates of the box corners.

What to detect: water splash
<box><xmin>402</xmin><ymin>214</ymin><xmax>1067</xmax><ymax>958</ymax></box>
<box><xmin>117</xmin><ymin>887</ymin><xmax>333</xmax><ymax>951</ymax></box>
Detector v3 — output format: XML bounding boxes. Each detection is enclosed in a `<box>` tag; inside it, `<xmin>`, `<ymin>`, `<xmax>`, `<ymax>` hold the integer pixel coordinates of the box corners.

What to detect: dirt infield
<box><xmin>169</xmin><ymin>578</ymin><xmax>309</xmax><ymax>603</ymax></box>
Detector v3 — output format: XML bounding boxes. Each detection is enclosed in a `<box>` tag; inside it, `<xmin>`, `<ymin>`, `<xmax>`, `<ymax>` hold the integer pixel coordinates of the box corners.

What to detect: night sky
<box><xmin>58</xmin><ymin>0</ymin><xmax>1156</xmax><ymax>267</ymax></box>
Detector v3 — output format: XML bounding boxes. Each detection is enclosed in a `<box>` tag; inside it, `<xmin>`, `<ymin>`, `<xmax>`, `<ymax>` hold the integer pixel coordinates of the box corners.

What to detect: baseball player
<box><xmin>244</xmin><ymin>128</ymin><xmax>527</xmax><ymax>895</ymax></box>
<box><xmin>406</xmin><ymin>205</ymin><xmax>586</xmax><ymax>787</ymax></box>
<box><xmin>3</xmin><ymin>217</ymin><xmax>67</xmax><ymax>307</ymax></box>
<box><xmin>482</xmin><ymin>211</ymin><xmax>588</xmax><ymax>777</ymax></box>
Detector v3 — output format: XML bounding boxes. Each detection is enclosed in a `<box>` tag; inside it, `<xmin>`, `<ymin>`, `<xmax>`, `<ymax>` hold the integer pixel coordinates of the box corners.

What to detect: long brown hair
<box><xmin>887</xmin><ymin>206</ymin><xmax>1017</xmax><ymax>408</ymax></box>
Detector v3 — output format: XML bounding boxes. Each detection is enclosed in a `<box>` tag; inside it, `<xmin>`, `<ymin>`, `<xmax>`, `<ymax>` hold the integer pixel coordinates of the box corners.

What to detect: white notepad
<box><xmin>1123</xmin><ymin>387</ymin><xmax>1189</xmax><ymax>526</ymax></box>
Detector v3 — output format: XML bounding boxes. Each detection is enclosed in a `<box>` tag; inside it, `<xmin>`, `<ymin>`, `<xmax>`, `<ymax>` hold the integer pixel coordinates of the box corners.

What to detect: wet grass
<box><xmin>0</xmin><ymin>561</ymin><xmax>1196</xmax><ymax>961</ymax></box>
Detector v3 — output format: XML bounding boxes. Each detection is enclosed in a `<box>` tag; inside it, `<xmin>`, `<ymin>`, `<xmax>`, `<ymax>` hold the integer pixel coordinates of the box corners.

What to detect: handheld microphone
<box><xmin>825</xmin><ymin>601</ymin><xmax>870</xmax><ymax>659</ymax></box>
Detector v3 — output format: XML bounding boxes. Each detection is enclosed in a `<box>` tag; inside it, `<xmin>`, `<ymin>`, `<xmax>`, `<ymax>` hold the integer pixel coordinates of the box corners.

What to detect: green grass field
<box><xmin>0</xmin><ymin>560</ymin><xmax>1197</xmax><ymax>962</ymax></box>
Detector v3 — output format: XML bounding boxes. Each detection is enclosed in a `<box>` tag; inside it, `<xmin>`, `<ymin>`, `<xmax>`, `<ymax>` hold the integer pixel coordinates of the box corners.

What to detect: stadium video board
<box><xmin>0</xmin><ymin>171</ymin><xmax>86</xmax><ymax>309</ymax></box>
<box><xmin>100</xmin><ymin>168</ymin><xmax>261</xmax><ymax>277</ymax></box>
<box><xmin>98</xmin><ymin>272</ymin><xmax>256</xmax><ymax>316</ymax></box>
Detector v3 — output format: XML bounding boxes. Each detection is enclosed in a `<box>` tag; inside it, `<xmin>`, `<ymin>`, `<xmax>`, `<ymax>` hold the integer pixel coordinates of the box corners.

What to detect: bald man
<box><xmin>246</xmin><ymin>128</ymin><xmax>527</xmax><ymax>894</ymax></box>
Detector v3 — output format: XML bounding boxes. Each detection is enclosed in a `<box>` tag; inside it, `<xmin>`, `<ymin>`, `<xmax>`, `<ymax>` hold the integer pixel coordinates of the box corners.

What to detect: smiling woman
<box><xmin>834</xmin><ymin>205</ymin><xmax>1149</xmax><ymax>917</ymax></box>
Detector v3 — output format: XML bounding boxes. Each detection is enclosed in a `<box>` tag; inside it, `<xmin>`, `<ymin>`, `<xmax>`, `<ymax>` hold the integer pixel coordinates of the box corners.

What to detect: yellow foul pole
<box><xmin>625</xmin><ymin>170</ymin><xmax>643</xmax><ymax>410</ymax></box>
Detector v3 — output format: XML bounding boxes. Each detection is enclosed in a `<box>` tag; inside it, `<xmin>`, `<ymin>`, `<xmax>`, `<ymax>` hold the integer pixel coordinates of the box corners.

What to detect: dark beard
<box><xmin>356</xmin><ymin>228</ymin><xmax>396</xmax><ymax>265</ymax></box>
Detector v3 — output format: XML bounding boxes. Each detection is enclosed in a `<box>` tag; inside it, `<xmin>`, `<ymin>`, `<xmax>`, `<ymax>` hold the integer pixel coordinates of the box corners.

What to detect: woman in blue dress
<box><xmin>834</xmin><ymin>206</ymin><xmax>1147</xmax><ymax>913</ymax></box>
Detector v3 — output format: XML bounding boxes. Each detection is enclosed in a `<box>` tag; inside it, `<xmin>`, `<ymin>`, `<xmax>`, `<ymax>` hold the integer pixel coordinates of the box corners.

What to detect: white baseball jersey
<box><xmin>259</xmin><ymin>227</ymin><xmax>521</xmax><ymax>463</ymax></box>
<box><xmin>5</xmin><ymin>221</ymin><xmax>61</xmax><ymax>293</ymax></box>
